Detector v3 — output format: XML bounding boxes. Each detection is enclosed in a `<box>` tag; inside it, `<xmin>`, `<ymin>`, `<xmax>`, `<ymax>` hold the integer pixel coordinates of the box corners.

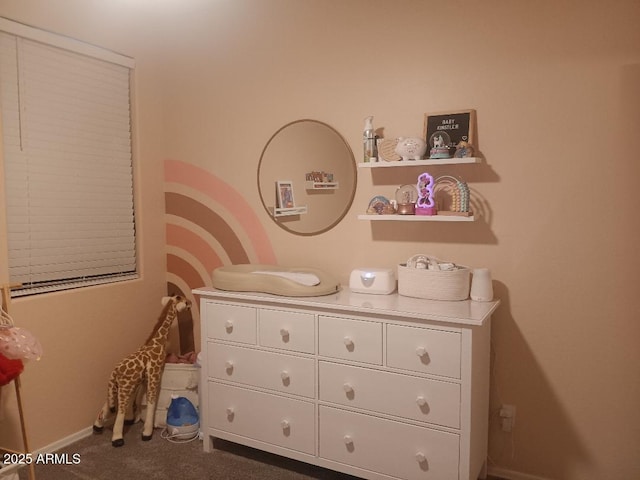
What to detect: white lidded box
<box><xmin>349</xmin><ymin>268</ymin><xmax>396</xmax><ymax>295</ymax></box>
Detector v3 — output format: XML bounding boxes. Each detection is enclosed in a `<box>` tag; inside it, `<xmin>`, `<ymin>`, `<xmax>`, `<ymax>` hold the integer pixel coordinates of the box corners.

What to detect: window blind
<box><xmin>0</xmin><ymin>22</ymin><xmax>137</xmax><ymax>296</ymax></box>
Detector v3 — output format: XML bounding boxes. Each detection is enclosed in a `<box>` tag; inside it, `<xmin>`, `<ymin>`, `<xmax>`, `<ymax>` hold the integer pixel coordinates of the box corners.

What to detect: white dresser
<box><xmin>194</xmin><ymin>287</ymin><xmax>499</xmax><ymax>480</ymax></box>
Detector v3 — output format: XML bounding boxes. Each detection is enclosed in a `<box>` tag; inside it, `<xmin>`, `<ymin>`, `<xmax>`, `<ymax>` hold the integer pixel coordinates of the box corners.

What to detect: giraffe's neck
<box><xmin>148</xmin><ymin>305</ymin><xmax>177</xmax><ymax>346</ymax></box>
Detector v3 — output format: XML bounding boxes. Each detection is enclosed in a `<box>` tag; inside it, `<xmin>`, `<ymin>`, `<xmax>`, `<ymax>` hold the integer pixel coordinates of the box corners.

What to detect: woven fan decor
<box><xmin>378</xmin><ymin>138</ymin><xmax>402</xmax><ymax>162</ymax></box>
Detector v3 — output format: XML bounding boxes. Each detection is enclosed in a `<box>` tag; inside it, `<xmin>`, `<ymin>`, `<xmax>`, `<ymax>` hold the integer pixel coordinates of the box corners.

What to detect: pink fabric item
<box><xmin>0</xmin><ymin>327</ymin><xmax>43</xmax><ymax>361</ymax></box>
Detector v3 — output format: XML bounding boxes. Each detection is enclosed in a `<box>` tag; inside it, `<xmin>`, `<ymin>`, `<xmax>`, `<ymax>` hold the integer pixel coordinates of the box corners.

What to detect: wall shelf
<box><xmin>358</xmin><ymin>157</ymin><xmax>479</xmax><ymax>168</ymax></box>
<box><xmin>358</xmin><ymin>214</ymin><xmax>475</xmax><ymax>222</ymax></box>
<box><xmin>358</xmin><ymin>156</ymin><xmax>477</xmax><ymax>222</ymax></box>
<box><xmin>273</xmin><ymin>206</ymin><xmax>308</xmax><ymax>217</ymax></box>
<box><xmin>305</xmin><ymin>181</ymin><xmax>339</xmax><ymax>190</ymax></box>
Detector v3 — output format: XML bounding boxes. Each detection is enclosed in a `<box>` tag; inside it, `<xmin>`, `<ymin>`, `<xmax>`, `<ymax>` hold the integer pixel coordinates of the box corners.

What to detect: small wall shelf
<box><xmin>358</xmin><ymin>156</ymin><xmax>478</xmax><ymax>222</ymax></box>
<box><xmin>358</xmin><ymin>157</ymin><xmax>480</xmax><ymax>168</ymax></box>
<box><xmin>305</xmin><ymin>181</ymin><xmax>339</xmax><ymax>190</ymax></box>
<box><xmin>358</xmin><ymin>214</ymin><xmax>475</xmax><ymax>222</ymax></box>
<box><xmin>273</xmin><ymin>206</ymin><xmax>308</xmax><ymax>217</ymax></box>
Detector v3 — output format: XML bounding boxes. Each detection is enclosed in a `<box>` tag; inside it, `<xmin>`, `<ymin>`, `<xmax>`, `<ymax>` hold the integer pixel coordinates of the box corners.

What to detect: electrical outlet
<box><xmin>499</xmin><ymin>404</ymin><xmax>516</xmax><ymax>432</ymax></box>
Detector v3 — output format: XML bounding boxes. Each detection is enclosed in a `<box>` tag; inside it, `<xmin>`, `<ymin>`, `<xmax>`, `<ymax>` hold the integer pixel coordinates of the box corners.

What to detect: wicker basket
<box><xmin>397</xmin><ymin>257</ymin><xmax>471</xmax><ymax>301</ymax></box>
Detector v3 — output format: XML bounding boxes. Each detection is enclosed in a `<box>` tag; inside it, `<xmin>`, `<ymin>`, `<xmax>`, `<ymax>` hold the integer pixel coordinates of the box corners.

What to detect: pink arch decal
<box><xmin>164</xmin><ymin>159</ymin><xmax>276</xmax><ymax>264</ymax></box>
<box><xmin>166</xmin><ymin>223</ymin><xmax>224</xmax><ymax>273</ymax></box>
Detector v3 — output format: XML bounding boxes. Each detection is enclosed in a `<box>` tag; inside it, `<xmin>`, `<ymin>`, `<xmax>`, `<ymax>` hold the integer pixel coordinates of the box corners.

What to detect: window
<box><xmin>0</xmin><ymin>18</ymin><xmax>137</xmax><ymax>296</ymax></box>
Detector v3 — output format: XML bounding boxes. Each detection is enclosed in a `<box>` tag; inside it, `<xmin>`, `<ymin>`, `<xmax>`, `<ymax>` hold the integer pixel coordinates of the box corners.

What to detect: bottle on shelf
<box><xmin>363</xmin><ymin>116</ymin><xmax>377</xmax><ymax>163</ymax></box>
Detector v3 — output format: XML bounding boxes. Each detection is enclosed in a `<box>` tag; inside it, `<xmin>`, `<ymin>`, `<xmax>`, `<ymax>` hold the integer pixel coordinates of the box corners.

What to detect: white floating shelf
<box><xmin>273</xmin><ymin>206</ymin><xmax>308</xmax><ymax>217</ymax></box>
<box><xmin>305</xmin><ymin>181</ymin><xmax>339</xmax><ymax>190</ymax></box>
<box><xmin>358</xmin><ymin>214</ymin><xmax>475</xmax><ymax>222</ymax></box>
<box><xmin>358</xmin><ymin>157</ymin><xmax>480</xmax><ymax>168</ymax></box>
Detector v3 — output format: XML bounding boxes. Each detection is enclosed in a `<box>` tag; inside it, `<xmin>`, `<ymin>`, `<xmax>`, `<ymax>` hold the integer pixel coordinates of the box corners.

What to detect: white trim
<box><xmin>488</xmin><ymin>466</ymin><xmax>553</xmax><ymax>480</ymax></box>
<box><xmin>32</xmin><ymin>426</ymin><xmax>94</xmax><ymax>455</ymax></box>
<box><xmin>0</xmin><ymin>17</ymin><xmax>134</xmax><ymax>68</ymax></box>
<box><xmin>0</xmin><ymin>426</ymin><xmax>93</xmax><ymax>477</ymax></box>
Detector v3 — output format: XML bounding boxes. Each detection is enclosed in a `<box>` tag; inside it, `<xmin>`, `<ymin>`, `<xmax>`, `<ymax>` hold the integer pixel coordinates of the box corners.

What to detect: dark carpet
<box><xmin>16</xmin><ymin>423</ymin><xmax>356</xmax><ymax>480</ymax></box>
<box><xmin>15</xmin><ymin>423</ymin><xmax>504</xmax><ymax>479</ymax></box>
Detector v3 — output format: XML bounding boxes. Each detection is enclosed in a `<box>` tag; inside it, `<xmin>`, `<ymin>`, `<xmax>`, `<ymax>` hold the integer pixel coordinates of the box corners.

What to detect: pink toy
<box><xmin>415</xmin><ymin>172</ymin><xmax>436</xmax><ymax>215</ymax></box>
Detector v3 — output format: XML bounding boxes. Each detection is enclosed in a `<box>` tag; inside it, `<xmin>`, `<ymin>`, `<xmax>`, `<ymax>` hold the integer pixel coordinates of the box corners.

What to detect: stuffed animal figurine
<box><xmin>92</xmin><ymin>295</ymin><xmax>191</xmax><ymax>447</ymax></box>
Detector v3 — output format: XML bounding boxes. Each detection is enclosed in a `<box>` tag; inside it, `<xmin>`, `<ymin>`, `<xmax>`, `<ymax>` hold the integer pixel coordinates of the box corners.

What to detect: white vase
<box><xmin>470</xmin><ymin>268</ymin><xmax>493</xmax><ymax>302</ymax></box>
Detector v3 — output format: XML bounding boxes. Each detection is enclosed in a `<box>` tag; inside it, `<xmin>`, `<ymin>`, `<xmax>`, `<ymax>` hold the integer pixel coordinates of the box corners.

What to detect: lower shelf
<box><xmin>273</xmin><ymin>206</ymin><xmax>308</xmax><ymax>217</ymax></box>
<box><xmin>358</xmin><ymin>214</ymin><xmax>475</xmax><ymax>222</ymax></box>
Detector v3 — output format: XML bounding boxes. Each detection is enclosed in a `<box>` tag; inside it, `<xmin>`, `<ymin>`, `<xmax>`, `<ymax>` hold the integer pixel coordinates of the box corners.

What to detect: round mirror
<box><xmin>257</xmin><ymin>120</ymin><xmax>356</xmax><ymax>236</ymax></box>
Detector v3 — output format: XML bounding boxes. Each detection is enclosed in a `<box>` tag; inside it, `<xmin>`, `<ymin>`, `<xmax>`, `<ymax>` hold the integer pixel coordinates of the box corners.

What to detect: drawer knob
<box><xmin>226</xmin><ymin>407</ymin><xmax>234</xmax><ymax>417</ymax></box>
<box><xmin>280</xmin><ymin>328</ymin><xmax>290</xmax><ymax>338</ymax></box>
<box><xmin>343</xmin><ymin>336</ymin><xmax>354</xmax><ymax>348</ymax></box>
<box><xmin>225</xmin><ymin>320</ymin><xmax>234</xmax><ymax>332</ymax></box>
<box><xmin>343</xmin><ymin>435</ymin><xmax>353</xmax><ymax>446</ymax></box>
<box><xmin>281</xmin><ymin>419</ymin><xmax>290</xmax><ymax>430</ymax></box>
<box><xmin>343</xmin><ymin>383</ymin><xmax>354</xmax><ymax>394</ymax></box>
<box><xmin>281</xmin><ymin>371</ymin><xmax>290</xmax><ymax>381</ymax></box>
<box><xmin>415</xmin><ymin>346</ymin><xmax>427</xmax><ymax>357</ymax></box>
<box><xmin>415</xmin><ymin>452</ymin><xmax>427</xmax><ymax>464</ymax></box>
<box><xmin>416</xmin><ymin>396</ymin><xmax>428</xmax><ymax>407</ymax></box>
<box><xmin>225</xmin><ymin>360</ymin><xmax>234</xmax><ymax>372</ymax></box>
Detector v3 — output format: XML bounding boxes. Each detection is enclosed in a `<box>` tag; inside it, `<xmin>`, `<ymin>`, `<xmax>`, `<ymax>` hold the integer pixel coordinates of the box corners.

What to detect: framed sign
<box><xmin>276</xmin><ymin>180</ymin><xmax>295</xmax><ymax>209</ymax></box>
<box><xmin>423</xmin><ymin>109</ymin><xmax>477</xmax><ymax>151</ymax></box>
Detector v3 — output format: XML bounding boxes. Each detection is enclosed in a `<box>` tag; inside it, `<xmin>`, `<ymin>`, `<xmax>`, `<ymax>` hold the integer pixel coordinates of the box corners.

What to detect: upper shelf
<box><xmin>358</xmin><ymin>157</ymin><xmax>480</xmax><ymax>168</ymax></box>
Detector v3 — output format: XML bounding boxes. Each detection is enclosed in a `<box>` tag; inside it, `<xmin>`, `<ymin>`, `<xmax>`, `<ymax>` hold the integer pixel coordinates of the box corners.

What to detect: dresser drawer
<box><xmin>205</xmin><ymin>302</ymin><xmax>257</xmax><ymax>345</ymax></box>
<box><xmin>259</xmin><ymin>309</ymin><xmax>315</xmax><ymax>354</ymax></box>
<box><xmin>319</xmin><ymin>406</ymin><xmax>459</xmax><ymax>480</ymax></box>
<box><xmin>209</xmin><ymin>382</ymin><xmax>315</xmax><ymax>455</ymax></box>
<box><xmin>318</xmin><ymin>316</ymin><xmax>382</xmax><ymax>365</ymax></box>
<box><xmin>319</xmin><ymin>361</ymin><xmax>460</xmax><ymax>428</ymax></box>
<box><xmin>387</xmin><ymin>324</ymin><xmax>461</xmax><ymax>379</ymax></box>
<box><xmin>208</xmin><ymin>343</ymin><xmax>315</xmax><ymax>398</ymax></box>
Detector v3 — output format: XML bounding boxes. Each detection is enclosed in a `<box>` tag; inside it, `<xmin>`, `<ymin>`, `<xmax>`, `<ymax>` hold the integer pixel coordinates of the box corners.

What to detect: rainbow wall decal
<box><xmin>164</xmin><ymin>159</ymin><xmax>277</xmax><ymax>352</ymax></box>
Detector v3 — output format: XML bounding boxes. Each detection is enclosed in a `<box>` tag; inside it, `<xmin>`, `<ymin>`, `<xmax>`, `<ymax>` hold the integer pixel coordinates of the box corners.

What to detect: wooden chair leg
<box><xmin>14</xmin><ymin>377</ymin><xmax>35</xmax><ymax>480</ymax></box>
<box><xmin>1</xmin><ymin>284</ymin><xmax>35</xmax><ymax>480</ymax></box>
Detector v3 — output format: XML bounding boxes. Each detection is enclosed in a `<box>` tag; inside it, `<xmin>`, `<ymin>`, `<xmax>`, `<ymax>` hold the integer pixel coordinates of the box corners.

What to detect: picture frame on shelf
<box><xmin>276</xmin><ymin>180</ymin><xmax>295</xmax><ymax>209</ymax></box>
<box><xmin>423</xmin><ymin>109</ymin><xmax>477</xmax><ymax>156</ymax></box>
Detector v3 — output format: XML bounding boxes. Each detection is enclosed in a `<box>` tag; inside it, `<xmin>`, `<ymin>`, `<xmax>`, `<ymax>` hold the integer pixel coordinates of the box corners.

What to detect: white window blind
<box><xmin>0</xmin><ymin>20</ymin><xmax>137</xmax><ymax>296</ymax></box>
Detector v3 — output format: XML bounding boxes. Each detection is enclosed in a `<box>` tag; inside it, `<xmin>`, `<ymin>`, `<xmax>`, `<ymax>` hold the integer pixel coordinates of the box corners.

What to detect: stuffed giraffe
<box><xmin>92</xmin><ymin>294</ymin><xmax>191</xmax><ymax>447</ymax></box>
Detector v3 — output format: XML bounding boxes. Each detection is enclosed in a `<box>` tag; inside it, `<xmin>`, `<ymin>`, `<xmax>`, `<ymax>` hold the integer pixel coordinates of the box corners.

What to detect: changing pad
<box><xmin>212</xmin><ymin>264</ymin><xmax>341</xmax><ymax>297</ymax></box>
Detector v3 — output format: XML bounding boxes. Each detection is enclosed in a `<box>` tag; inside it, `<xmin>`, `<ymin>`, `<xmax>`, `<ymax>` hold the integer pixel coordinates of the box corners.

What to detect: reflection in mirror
<box><xmin>257</xmin><ymin>120</ymin><xmax>356</xmax><ymax>236</ymax></box>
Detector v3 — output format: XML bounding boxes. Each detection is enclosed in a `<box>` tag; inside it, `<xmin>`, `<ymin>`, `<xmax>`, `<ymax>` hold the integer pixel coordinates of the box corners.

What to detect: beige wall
<box><xmin>1</xmin><ymin>1</ymin><xmax>639</xmax><ymax>479</ymax></box>
<box><xmin>0</xmin><ymin>0</ymin><xmax>169</xmax><ymax>451</ymax></box>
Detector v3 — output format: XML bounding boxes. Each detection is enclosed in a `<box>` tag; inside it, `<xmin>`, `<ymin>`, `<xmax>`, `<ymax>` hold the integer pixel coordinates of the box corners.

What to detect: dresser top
<box><xmin>193</xmin><ymin>287</ymin><xmax>499</xmax><ymax>326</ymax></box>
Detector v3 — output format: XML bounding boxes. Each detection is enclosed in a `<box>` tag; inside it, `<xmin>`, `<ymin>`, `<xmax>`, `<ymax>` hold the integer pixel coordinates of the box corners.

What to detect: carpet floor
<box><xmin>13</xmin><ymin>423</ymin><xmax>504</xmax><ymax>480</ymax></box>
